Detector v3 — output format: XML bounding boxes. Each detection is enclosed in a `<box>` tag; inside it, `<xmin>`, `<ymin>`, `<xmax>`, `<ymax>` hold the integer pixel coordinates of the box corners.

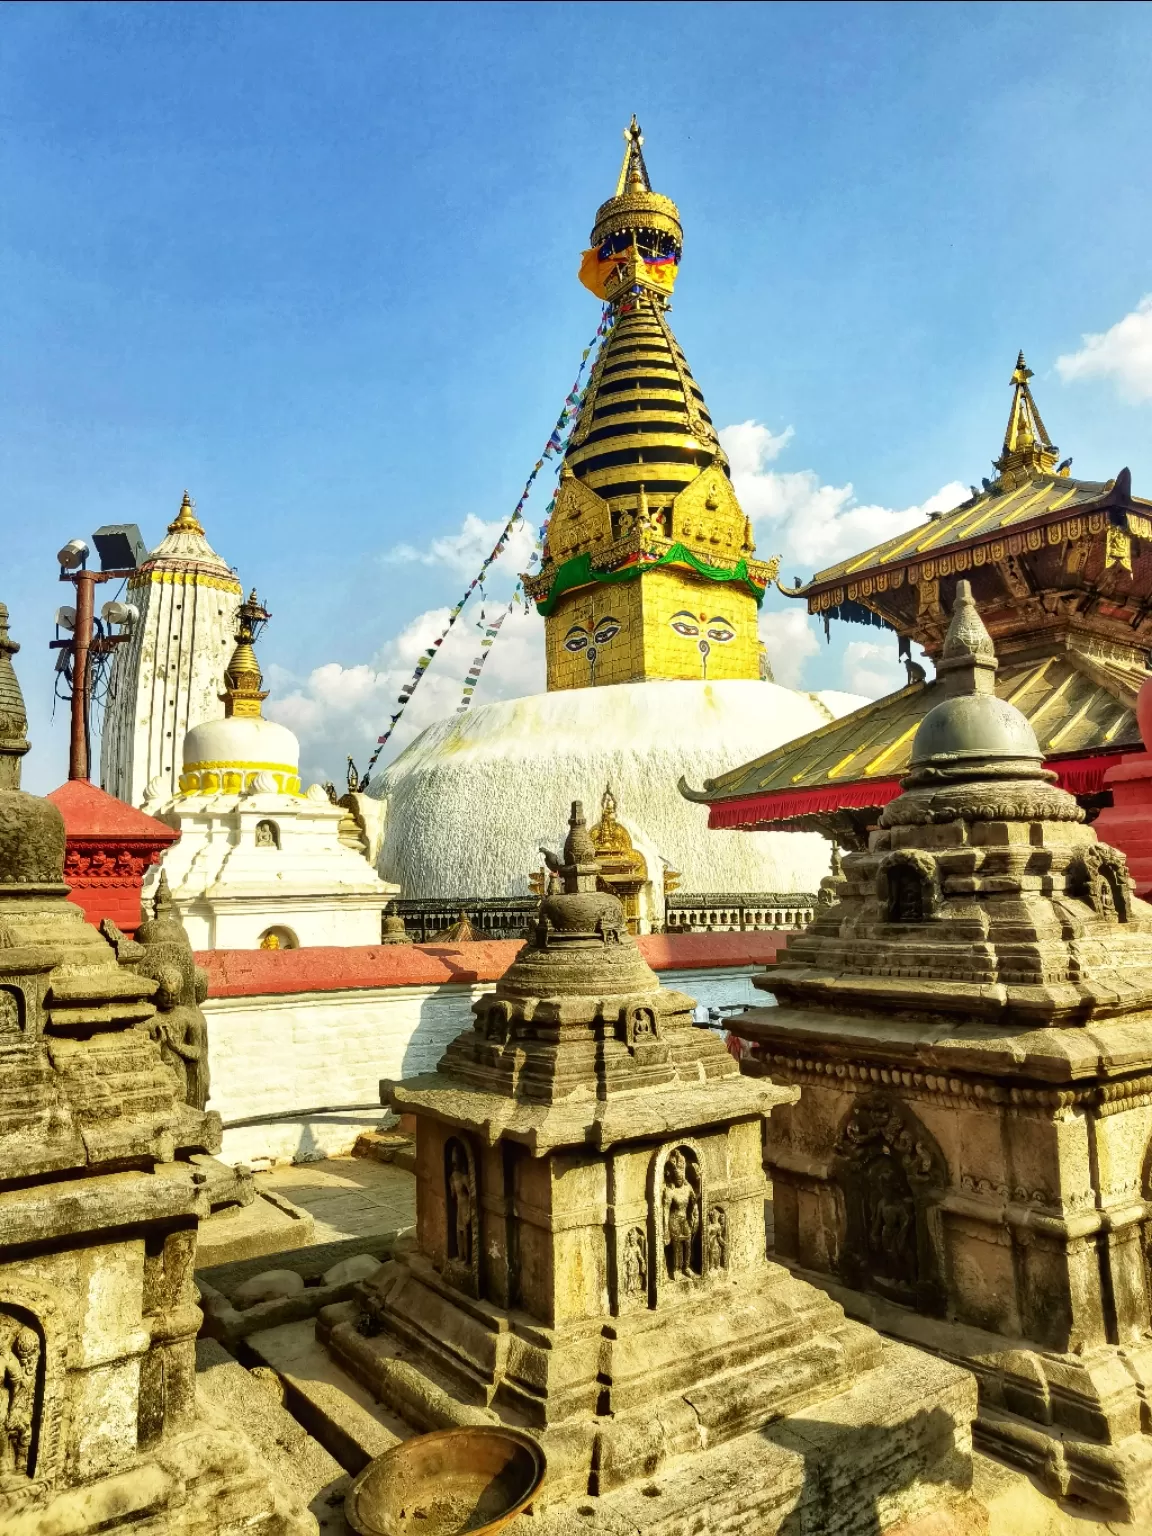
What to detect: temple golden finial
<box><xmin>168</xmin><ymin>489</ymin><xmax>206</xmax><ymax>537</ymax></box>
<box><xmin>993</xmin><ymin>351</ymin><xmax>1059</xmax><ymax>486</ymax></box>
<box><xmin>221</xmin><ymin>589</ymin><xmax>270</xmax><ymax>719</ymax></box>
<box><xmin>615</xmin><ymin>115</ymin><xmax>651</xmax><ymax>195</ymax></box>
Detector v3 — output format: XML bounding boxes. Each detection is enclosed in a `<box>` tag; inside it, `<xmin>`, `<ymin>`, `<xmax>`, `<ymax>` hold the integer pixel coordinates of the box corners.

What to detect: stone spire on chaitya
<box><xmin>524</xmin><ymin>121</ymin><xmax>779</xmax><ymax>691</ymax></box>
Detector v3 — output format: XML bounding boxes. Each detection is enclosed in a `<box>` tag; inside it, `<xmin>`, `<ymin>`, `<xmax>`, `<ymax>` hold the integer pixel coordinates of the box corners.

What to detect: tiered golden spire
<box><xmin>993</xmin><ymin>352</ymin><xmax>1061</xmax><ymax>487</ymax></box>
<box><xmin>221</xmin><ymin>589</ymin><xmax>270</xmax><ymax>719</ymax></box>
<box><xmin>167</xmin><ymin>490</ymin><xmax>206</xmax><ymax>537</ymax></box>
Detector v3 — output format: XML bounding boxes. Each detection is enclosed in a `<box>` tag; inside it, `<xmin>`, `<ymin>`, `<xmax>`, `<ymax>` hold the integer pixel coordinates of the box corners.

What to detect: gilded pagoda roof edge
<box><xmin>794</xmin><ymin>469</ymin><xmax>1147</xmax><ymax>599</ymax></box>
<box><xmin>679</xmin><ymin>681</ymin><xmax>926</xmax><ymax>802</ymax></box>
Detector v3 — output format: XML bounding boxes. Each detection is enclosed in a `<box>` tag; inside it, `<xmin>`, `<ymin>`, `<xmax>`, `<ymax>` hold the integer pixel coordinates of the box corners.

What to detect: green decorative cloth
<box><xmin>533</xmin><ymin>544</ymin><xmax>766</xmax><ymax>616</ymax></box>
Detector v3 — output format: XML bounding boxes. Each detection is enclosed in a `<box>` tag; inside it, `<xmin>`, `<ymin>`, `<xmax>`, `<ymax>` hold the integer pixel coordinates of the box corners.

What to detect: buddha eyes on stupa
<box><xmin>563</xmin><ymin>625</ymin><xmax>590</xmax><ymax>653</ymax></box>
<box><xmin>705</xmin><ymin>619</ymin><xmax>735</xmax><ymax>643</ymax></box>
<box><xmin>593</xmin><ymin>617</ymin><xmax>620</xmax><ymax>645</ymax></box>
<box><xmin>670</xmin><ymin>612</ymin><xmax>700</xmax><ymax>638</ymax></box>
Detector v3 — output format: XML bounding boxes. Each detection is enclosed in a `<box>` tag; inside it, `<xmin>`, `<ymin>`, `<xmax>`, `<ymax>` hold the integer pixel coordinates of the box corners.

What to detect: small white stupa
<box><xmin>101</xmin><ymin>492</ymin><xmax>243</xmax><ymax>807</ymax></box>
<box><xmin>144</xmin><ymin>591</ymin><xmax>397</xmax><ymax>949</ymax></box>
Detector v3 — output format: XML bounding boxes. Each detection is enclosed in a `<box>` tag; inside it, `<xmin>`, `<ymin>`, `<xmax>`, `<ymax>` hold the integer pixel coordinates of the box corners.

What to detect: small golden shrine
<box><xmin>589</xmin><ymin>783</ymin><xmax>648</xmax><ymax>932</ymax></box>
<box><xmin>523</xmin><ymin>121</ymin><xmax>778</xmax><ymax>691</ymax></box>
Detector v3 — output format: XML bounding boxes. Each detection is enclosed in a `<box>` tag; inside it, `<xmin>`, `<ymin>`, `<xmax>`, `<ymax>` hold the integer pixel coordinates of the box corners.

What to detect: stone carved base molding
<box><xmin>769</xmin><ymin>1255</ymin><xmax>1152</xmax><ymax>1525</ymax></box>
<box><xmin>320</xmin><ymin>1293</ymin><xmax>985</xmax><ymax>1533</ymax></box>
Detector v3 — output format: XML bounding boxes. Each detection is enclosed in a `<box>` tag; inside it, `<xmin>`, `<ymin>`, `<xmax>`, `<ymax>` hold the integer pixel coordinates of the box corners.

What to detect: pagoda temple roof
<box><xmin>681</xmin><ymin>641</ymin><xmax>1142</xmax><ymax>844</ymax></box>
<box><xmin>802</xmin><ymin>472</ymin><xmax>1126</xmax><ymax>595</ymax></box>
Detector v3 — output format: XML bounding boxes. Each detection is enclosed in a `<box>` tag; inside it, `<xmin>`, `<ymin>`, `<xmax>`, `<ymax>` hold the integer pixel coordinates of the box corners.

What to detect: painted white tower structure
<box><xmin>100</xmin><ymin>492</ymin><xmax>243</xmax><ymax>806</ymax></box>
<box><xmin>143</xmin><ymin>592</ymin><xmax>397</xmax><ymax>949</ymax></box>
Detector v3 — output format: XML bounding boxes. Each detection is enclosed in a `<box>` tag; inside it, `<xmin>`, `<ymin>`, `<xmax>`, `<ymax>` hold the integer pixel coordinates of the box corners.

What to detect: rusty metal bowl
<box><xmin>344</xmin><ymin>1426</ymin><xmax>546</xmax><ymax>1536</ymax></box>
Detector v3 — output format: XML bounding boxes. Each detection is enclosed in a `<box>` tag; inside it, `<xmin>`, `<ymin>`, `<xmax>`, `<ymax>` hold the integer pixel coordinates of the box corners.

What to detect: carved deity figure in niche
<box><xmin>255</xmin><ymin>819</ymin><xmax>279</xmax><ymax>849</ymax></box>
<box><xmin>0</xmin><ymin>989</ymin><xmax>18</xmax><ymax>1034</ymax></box>
<box><xmin>622</xmin><ymin>1227</ymin><xmax>647</xmax><ymax>1295</ymax></box>
<box><xmin>151</xmin><ymin>965</ymin><xmax>211</xmax><ymax>1111</ymax></box>
<box><xmin>0</xmin><ymin>1315</ymin><xmax>39</xmax><ymax>1479</ymax></box>
<box><xmin>889</xmin><ymin>867</ymin><xmax>925</xmax><ymax>923</ymax></box>
<box><xmin>832</xmin><ymin>1096</ymin><xmax>945</xmax><ymax>1313</ymax></box>
<box><xmin>661</xmin><ymin>1149</ymin><xmax>700</xmax><ymax>1279</ymax></box>
<box><xmin>706</xmin><ymin>1205</ymin><xmax>727</xmax><ymax>1271</ymax></box>
<box><xmin>446</xmin><ymin>1142</ymin><xmax>474</xmax><ymax>1267</ymax></box>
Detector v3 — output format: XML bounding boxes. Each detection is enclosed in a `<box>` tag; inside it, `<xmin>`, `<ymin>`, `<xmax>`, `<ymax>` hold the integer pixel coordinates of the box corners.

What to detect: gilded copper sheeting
<box><xmin>697</xmin><ymin>652</ymin><xmax>1142</xmax><ymax>803</ymax></box>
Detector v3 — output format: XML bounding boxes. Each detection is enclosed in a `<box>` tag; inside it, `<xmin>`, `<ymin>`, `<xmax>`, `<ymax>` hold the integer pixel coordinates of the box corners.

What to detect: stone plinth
<box><xmin>318</xmin><ymin>803</ymin><xmax>984</xmax><ymax>1532</ymax></box>
<box><xmin>47</xmin><ymin>777</ymin><xmax>178</xmax><ymax>935</ymax></box>
<box><xmin>0</xmin><ymin>640</ymin><xmax>312</xmax><ymax>1530</ymax></box>
<box><xmin>730</xmin><ymin>582</ymin><xmax>1152</xmax><ymax>1522</ymax></box>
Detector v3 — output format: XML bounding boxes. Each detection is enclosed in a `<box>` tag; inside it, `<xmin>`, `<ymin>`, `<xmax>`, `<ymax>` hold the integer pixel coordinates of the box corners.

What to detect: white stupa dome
<box><xmin>179</xmin><ymin>713</ymin><xmax>301</xmax><ymax>796</ymax></box>
<box><xmin>372</xmin><ymin>679</ymin><xmax>865</xmax><ymax>899</ymax></box>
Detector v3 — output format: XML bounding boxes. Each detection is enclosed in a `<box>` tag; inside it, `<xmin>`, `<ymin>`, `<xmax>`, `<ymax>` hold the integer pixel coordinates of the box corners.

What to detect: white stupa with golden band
<box><xmin>373</xmin><ymin>125</ymin><xmax>862</xmax><ymax>912</ymax></box>
<box><xmin>145</xmin><ymin>595</ymin><xmax>396</xmax><ymax>950</ymax></box>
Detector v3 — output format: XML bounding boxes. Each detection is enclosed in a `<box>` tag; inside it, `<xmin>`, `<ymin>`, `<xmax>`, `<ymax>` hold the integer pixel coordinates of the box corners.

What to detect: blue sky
<box><xmin>6</xmin><ymin>0</ymin><xmax>1152</xmax><ymax>791</ymax></box>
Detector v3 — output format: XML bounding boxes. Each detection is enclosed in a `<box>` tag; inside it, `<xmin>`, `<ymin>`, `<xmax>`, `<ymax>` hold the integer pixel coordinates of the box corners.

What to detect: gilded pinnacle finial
<box><xmin>221</xmin><ymin>590</ymin><xmax>270</xmax><ymax>720</ymax></box>
<box><xmin>993</xmin><ymin>350</ymin><xmax>1059</xmax><ymax>486</ymax></box>
<box><xmin>168</xmin><ymin>490</ymin><xmax>206</xmax><ymax>537</ymax></box>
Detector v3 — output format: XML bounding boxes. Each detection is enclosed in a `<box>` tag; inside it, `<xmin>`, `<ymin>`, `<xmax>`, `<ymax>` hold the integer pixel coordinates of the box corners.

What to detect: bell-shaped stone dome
<box><xmin>909</xmin><ymin>580</ymin><xmax>1042</xmax><ymax>777</ymax></box>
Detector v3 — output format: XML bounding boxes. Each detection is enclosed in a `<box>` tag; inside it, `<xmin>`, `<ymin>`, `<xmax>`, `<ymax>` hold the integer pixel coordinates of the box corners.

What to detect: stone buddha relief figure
<box><xmin>661</xmin><ymin>1148</ymin><xmax>700</xmax><ymax>1279</ymax></box>
<box><xmin>444</xmin><ymin>1138</ymin><xmax>478</xmax><ymax>1296</ymax></box>
<box><xmin>0</xmin><ymin>1314</ymin><xmax>39</xmax><ymax>1482</ymax></box>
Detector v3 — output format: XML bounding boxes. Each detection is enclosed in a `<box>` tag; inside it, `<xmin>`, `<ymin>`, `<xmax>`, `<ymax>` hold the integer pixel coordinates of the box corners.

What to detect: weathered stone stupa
<box><xmin>0</xmin><ymin>606</ymin><xmax>312</xmax><ymax>1532</ymax></box>
<box><xmin>319</xmin><ymin>803</ymin><xmax>984</xmax><ymax>1531</ymax></box>
<box><xmin>731</xmin><ymin>579</ymin><xmax>1152</xmax><ymax>1520</ymax></box>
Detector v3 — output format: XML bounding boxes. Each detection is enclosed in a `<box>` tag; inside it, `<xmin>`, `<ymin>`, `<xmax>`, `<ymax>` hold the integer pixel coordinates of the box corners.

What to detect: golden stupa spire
<box><xmin>221</xmin><ymin>589</ymin><xmax>270</xmax><ymax>719</ymax></box>
<box><xmin>993</xmin><ymin>352</ymin><xmax>1060</xmax><ymax>486</ymax></box>
<box><xmin>168</xmin><ymin>489</ymin><xmax>206</xmax><ymax>537</ymax></box>
<box><xmin>615</xmin><ymin>115</ymin><xmax>651</xmax><ymax>195</ymax></box>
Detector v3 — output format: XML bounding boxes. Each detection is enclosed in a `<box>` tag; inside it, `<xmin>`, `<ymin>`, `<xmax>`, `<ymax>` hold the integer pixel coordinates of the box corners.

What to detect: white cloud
<box><xmin>1056</xmin><ymin>296</ymin><xmax>1152</xmax><ymax>402</ymax></box>
<box><xmin>719</xmin><ymin>420</ymin><xmax>967</xmax><ymax>573</ymax></box>
<box><xmin>382</xmin><ymin>512</ymin><xmax>537</xmax><ymax>576</ymax></box>
<box><xmin>842</xmin><ymin>638</ymin><xmax>905</xmax><ymax>699</ymax></box>
<box><xmin>757</xmin><ymin>608</ymin><xmax>820</xmax><ymax>688</ymax></box>
<box><xmin>266</xmin><ymin>596</ymin><xmax>544</xmax><ymax>789</ymax></box>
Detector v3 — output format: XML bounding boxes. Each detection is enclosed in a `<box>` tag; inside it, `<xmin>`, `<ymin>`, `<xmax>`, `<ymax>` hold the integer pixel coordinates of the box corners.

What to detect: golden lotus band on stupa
<box><xmin>683</xmin><ymin>355</ymin><xmax>1152</xmax><ymax>843</ymax></box>
<box><xmin>525</xmin><ymin>118</ymin><xmax>778</xmax><ymax>692</ymax></box>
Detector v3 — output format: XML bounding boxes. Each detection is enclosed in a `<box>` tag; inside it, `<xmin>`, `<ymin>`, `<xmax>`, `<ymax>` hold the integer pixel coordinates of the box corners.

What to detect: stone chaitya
<box><xmin>320</xmin><ymin>801</ymin><xmax>985</xmax><ymax>1531</ymax></box>
<box><xmin>0</xmin><ymin>607</ymin><xmax>311</xmax><ymax>1532</ymax></box>
<box><xmin>731</xmin><ymin>579</ymin><xmax>1152</xmax><ymax>1520</ymax></box>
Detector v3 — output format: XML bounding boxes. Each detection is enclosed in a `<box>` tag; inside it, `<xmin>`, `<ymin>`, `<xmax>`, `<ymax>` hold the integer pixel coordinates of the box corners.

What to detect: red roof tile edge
<box><xmin>195</xmin><ymin>931</ymin><xmax>787</xmax><ymax>999</ymax></box>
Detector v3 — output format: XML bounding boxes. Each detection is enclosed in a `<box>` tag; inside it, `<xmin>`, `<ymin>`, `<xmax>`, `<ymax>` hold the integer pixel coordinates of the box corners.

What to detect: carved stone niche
<box><xmin>0</xmin><ymin>1280</ymin><xmax>66</xmax><ymax>1497</ymax></box>
<box><xmin>0</xmin><ymin>985</ymin><xmax>23</xmax><ymax>1035</ymax></box>
<box><xmin>443</xmin><ymin>1135</ymin><xmax>480</xmax><ymax>1299</ymax></box>
<box><xmin>619</xmin><ymin>1001</ymin><xmax>669</xmax><ymax>1066</ymax></box>
<box><xmin>876</xmin><ymin>849</ymin><xmax>941</xmax><ymax>924</ymax></box>
<box><xmin>478</xmin><ymin>998</ymin><xmax>513</xmax><ymax>1047</ymax></box>
<box><xmin>1071</xmin><ymin>844</ymin><xmax>1133</xmax><ymax>923</ymax></box>
<box><xmin>615</xmin><ymin>1224</ymin><xmax>649</xmax><ymax>1313</ymax></box>
<box><xmin>648</xmin><ymin>1141</ymin><xmax>706</xmax><ymax>1296</ymax></box>
<box><xmin>831</xmin><ymin>1096</ymin><xmax>947</xmax><ymax>1317</ymax></box>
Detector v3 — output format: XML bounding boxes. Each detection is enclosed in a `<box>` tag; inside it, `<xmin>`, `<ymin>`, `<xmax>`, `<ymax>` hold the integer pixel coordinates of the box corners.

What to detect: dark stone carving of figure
<box><xmin>0</xmin><ymin>1317</ymin><xmax>39</xmax><ymax>1478</ymax></box>
<box><xmin>134</xmin><ymin>876</ymin><xmax>211</xmax><ymax>1111</ymax></box>
<box><xmin>706</xmin><ymin>1205</ymin><xmax>727</xmax><ymax>1271</ymax></box>
<box><xmin>622</xmin><ymin>1227</ymin><xmax>647</xmax><ymax>1295</ymax></box>
<box><xmin>889</xmin><ymin>868</ymin><xmax>924</xmax><ymax>923</ymax></box>
<box><xmin>151</xmin><ymin>966</ymin><xmax>211</xmax><ymax>1111</ymax></box>
<box><xmin>662</xmin><ymin>1149</ymin><xmax>699</xmax><ymax>1279</ymax></box>
<box><xmin>833</xmin><ymin>1096</ymin><xmax>946</xmax><ymax>1315</ymax></box>
<box><xmin>446</xmin><ymin>1142</ymin><xmax>474</xmax><ymax>1268</ymax></box>
<box><xmin>0</xmin><ymin>989</ymin><xmax>18</xmax><ymax>1034</ymax></box>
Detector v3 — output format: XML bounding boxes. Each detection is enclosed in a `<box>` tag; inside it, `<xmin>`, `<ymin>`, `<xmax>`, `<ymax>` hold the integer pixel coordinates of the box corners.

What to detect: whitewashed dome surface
<box><xmin>179</xmin><ymin>714</ymin><xmax>301</xmax><ymax>796</ymax></box>
<box><xmin>372</xmin><ymin>679</ymin><xmax>865</xmax><ymax>900</ymax></box>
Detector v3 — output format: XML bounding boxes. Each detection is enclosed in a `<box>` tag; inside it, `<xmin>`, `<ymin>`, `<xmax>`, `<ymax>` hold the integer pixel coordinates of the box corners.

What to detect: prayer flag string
<box><xmin>357</xmin><ymin>306</ymin><xmax>613</xmax><ymax>788</ymax></box>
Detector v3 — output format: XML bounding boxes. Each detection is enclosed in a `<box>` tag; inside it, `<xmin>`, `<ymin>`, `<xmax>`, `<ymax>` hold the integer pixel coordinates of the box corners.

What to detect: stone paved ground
<box><xmin>255</xmin><ymin>1156</ymin><xmax>415</xmax><ymax>1244</ymax></box>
